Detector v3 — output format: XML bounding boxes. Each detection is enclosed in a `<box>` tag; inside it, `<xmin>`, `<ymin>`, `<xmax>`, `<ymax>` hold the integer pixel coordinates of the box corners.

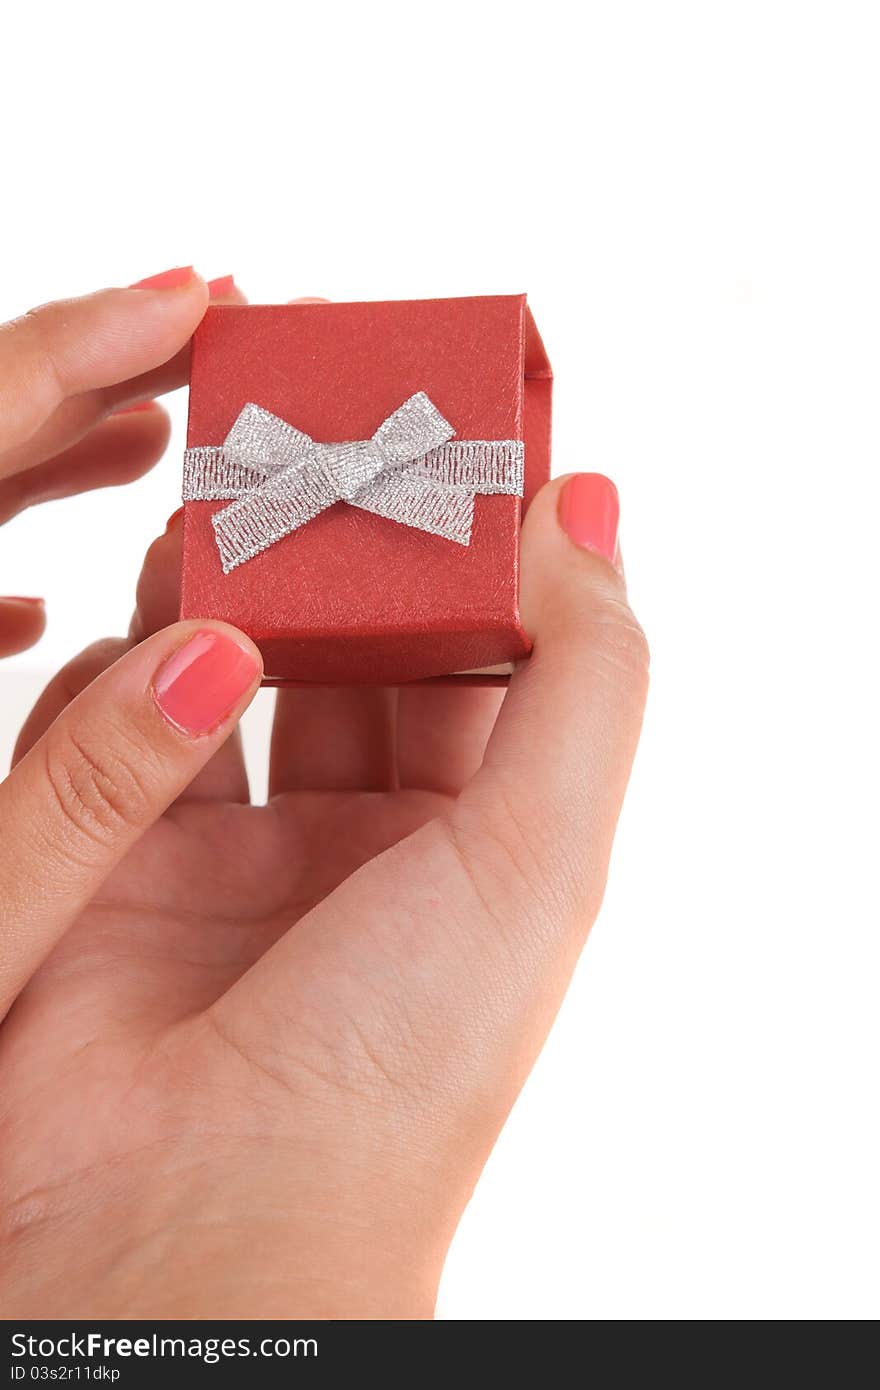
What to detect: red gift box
<box><xmin>180</xmin><ymin>294</ymin><xmax>552</xmax><ymax>685</ymax></box>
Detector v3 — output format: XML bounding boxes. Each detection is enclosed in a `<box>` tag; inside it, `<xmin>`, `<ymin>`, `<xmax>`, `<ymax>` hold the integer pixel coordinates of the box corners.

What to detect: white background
<box><xmin>1</xmin><ymin>1</ymin><xmax>878</xmax><ymax>1319</ymax></box>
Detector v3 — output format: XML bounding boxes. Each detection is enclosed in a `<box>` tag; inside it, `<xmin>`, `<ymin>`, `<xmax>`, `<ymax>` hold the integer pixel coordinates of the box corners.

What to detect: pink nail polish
<box><xmin>207</xmin><ymin>274</ymin><xmax>235</xmax><ymax>298</ymax></box>
<box><xmin>114</xmin><ymin>400</ymin><xmax>158</xmax><ymax>415</ymax></box>
<box><xmin>1</xmin><ymin>595</ymin><xmax>45</xmax><ymax>605</ymax></box>
<box><xmin>164</xmin><ymin>506</ymin><xmax>185</xmax><ymax>531</ymax></box>
<box><xmin>129</xmin><ymin>266</ymin><xmax>194</xmax><ymax>291</ymax></box>
<box><xmin>152</xmin><ymin>630</ymin><xmax>260</xmax><ymax>735</ymax></box>
<box><xmin>558</xmin><ymin>474</ymin><xmax>620</xmax><ymax>563</ymax></box>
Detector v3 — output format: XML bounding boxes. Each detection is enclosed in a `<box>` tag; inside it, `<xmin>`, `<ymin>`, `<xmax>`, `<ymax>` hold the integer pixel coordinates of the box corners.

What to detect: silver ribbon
<box><xmin>183</xmin><ymin>392</ymin><xmax>524</xmax><ymax>573</ymax></box>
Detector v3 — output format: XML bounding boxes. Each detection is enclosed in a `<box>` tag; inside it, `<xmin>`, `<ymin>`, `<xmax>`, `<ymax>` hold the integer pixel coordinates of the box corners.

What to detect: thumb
<box><xmin>209</xmin><ymin>473</ymin><xmax>648</xmax><ymax>1176</ymax></box>
<box><xmin>453</xmin><ymin>472</ymin><xmax>649</xmax><ymax>933</ymax></box>
<box><xmin>0</xmin><ymin>621</ymin><xmax>262</xmax><ymax>1016</ymax></box>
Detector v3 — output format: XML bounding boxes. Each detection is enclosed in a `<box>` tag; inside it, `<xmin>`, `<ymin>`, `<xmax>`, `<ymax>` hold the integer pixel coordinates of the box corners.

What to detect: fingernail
<box><xmin>558</xmin><ymin>474</ymin><xmax>620</xmax><ymax>564</ymax></box>
<box><xmin>129</xmin><ymin>266</ymin><xmax>195</xmax><ymax>291</ymax></box>
<box><xmin>165</xmin><ymin>506</ymin><xmax>184</xmax><ymax>531</ymax></box>
<box><xmin>114</xmin><ymin>400</ymin><xmax>158</xmax><ymax>415</ymax></box>
<box><xmin>207</xmin><ymin>274</ymin><xmax>235</xmax><ymax>298</ymax></box>
<box><xmin>0</xmin><ymin>595</ymin><xmax>45</xmax><ymax>605</ymax></box>
<box><xmin>152</xmin><ymin>629</ymin><xmax>260</xmax><ymax>736</ymax></box>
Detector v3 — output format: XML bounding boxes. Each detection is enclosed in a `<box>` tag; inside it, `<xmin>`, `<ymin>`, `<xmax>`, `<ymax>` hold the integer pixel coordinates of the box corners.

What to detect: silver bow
<box><xmin>182</xmin><ymin>392</ymin><xmax>524</xmax><ymax>573</ymax></box>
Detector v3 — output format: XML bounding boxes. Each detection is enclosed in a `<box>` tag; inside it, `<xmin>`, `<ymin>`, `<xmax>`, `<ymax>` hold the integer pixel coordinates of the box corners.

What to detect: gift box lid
<box><xmin>180</xmin><ymin>294</ymin><xmax>551</xmax><ymax>685</ymax></box>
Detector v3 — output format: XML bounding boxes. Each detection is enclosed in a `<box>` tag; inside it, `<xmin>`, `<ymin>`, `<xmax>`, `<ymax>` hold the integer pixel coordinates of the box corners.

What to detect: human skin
<box><xmin>0</xmin><ymin>276</ymin><xmax>648</xmax><ymax>1318</ymax></box>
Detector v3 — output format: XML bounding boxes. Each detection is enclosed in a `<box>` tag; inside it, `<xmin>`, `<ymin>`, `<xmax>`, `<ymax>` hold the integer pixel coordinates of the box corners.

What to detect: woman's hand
<box><xmin>0</xmin><ymin>267</ymin><xmax>241</xmax><ymax>655</ymax></box>
<box><xmin>0</xmin><ymin>471</ymin><xmax>647</xmax><ymax>1320</ymax></box>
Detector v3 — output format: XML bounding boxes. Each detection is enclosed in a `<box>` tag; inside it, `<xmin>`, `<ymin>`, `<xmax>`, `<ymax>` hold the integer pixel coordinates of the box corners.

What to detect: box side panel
<box><xmin>523</xmin><ymin>305</ymin><xmax>553</xmax><ymax>507</ymax></box>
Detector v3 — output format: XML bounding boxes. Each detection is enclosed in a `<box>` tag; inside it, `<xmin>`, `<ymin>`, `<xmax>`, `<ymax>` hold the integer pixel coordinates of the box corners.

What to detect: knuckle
<box><xmin>583</xmin><ymin>589</ymin><xmax>651</xmax><ymax>700</ymax></box>
<box><xmin>0</xmin><ymin>304</ymin><xmax>65</xmax><ymax>416</ymax></box>
<box><xmin>18</xmin><ymin>305</ymin><xmax>64</xmax><ymax>390</ymax></box>
<box><xmin>43</xmin><ymin>719</ymin><xmax>153</xmax><ymax>849</ymax></box>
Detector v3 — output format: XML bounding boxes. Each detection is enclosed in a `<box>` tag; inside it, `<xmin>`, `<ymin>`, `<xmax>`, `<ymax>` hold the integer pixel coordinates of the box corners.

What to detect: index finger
<box><xmin>0</xmin><ymin>269</ymin><xmax>209</xmax><ymax>471</ymax></box>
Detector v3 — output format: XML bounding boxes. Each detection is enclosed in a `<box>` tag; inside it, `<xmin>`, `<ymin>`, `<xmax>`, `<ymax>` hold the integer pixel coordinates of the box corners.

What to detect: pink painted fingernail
<box><xmin>165</xmin><ymin>506</ymin><xmax>184</xmax><ymax>531</ymax></box>
<box><xmin>114</xmin><ymin>400</ymin><xmax>158</xmax><ymax>415</ymax></box>
<box><xmin>1</xmin><ymin>595</ymin><xmax>44</xmax><ymax>605</ymax></box>
<box><xmin>558</xmin><ymin>474</ymin><xmax>620</xmax><ymax>564</ymax></box>
<box><xmin>129</xmin><ymin>266</ymin><xmax>195</xmax><ymax>291</ymax></box>
<box><xmin>207</xmin><ymin>274</ymin><xmax>235</xmax><ymax>298</ymax></box>
<box><xmin>152</xmin><ymin>630</ymin><xmax>260</xmax><ymax>735</ymax></box>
